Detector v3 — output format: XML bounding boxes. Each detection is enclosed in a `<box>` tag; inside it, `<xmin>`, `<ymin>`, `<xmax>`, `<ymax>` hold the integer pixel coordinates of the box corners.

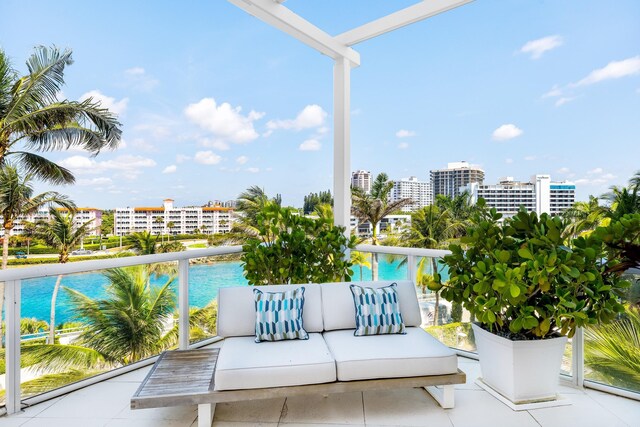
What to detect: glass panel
<box><xmin>584</xmin><ymin>272</ymin><xmax>640</xmax><ymax>393</ymax></box>
<box><xmin>415</xmin><ymin>256</ymin><xmax>477</xmax><ymax>353</ymax></box>
<box><xmin>8</xmin><ymin>262</ymin><xmax>178</xmax><ymax>402</ymax></box>
<box><xmin>188</xmin><ymin>254</ymin><xmax>246</xmax><ymax>344</ymax></box>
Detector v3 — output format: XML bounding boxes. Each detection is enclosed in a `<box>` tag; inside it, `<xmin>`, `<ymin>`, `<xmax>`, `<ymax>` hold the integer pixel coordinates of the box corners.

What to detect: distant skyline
<box><xmin>1</xmin><ymin>0</ymin><xmax>639</xmax><ymax>208</ymax></box>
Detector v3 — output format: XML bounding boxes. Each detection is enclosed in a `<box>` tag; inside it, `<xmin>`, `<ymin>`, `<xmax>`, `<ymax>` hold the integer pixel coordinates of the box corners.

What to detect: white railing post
<box><xmin>5</xmin><ymin>279</ymin><xmax>22</xmax><ymax>414</ymax></box>
<box><xmin>178</xmin><ymin>259</ymin><xmax>190</xmax><ymax>350</ymax></box>
<box><xmin>407</xmin><ymin>255</ymin><xmax>416</xmax><ymax>286</ymax></box>
<box><xmin>572</xmin><ymin>327</ymin><xmax>585</xmax><ymax>387</ymax></box>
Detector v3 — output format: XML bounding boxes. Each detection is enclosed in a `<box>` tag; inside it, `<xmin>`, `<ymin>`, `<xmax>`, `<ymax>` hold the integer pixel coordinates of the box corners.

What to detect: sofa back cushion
<box><xmin>321</xmin><ymin>280</ymin><xmax>422</xmax><ymax>331</ymax></box>
<box><xmin>217</xmin><ymin>284</ymin><xmax>323</xmax><ymax>337</ymax></box>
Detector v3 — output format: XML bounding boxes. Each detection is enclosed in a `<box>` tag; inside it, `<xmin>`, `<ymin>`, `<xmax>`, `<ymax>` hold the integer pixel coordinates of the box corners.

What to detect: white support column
<box><xmin>178</xmin><ymin>259</ymin><xmax>190</xmax><ymax>350</ymax></box>
<box><xmin>425</xmin><ymin>385</ymin><xmax>455</xmax><ymax>409</ymax></box>
<box><xmin>198</xmin><ymin>403</ymin><xmax>216</xmax><ymax>427</ymax></box>
<box><xmin>407</xmin><ymin>255</ymin><xmax>417</xmax><ymax>286</ymax></box>
<box><xmin>5</xmin><ymin>279</ymin><xmax>22</xmax><ymax>414</ymax></box>
<box><xmin>572</xmin><ymin>327</ymin><xmax>585</xmax><ymax>387</ymax></box>
<box><xmin>333</xmin><ymin>56</ymin><xmax>352</xmax><ymax>240</ymax></box>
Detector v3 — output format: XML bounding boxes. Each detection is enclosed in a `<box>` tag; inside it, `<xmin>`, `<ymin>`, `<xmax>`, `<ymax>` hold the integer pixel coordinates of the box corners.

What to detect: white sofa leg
<box><xmin>425</xmin><ymin>385</ymin><xmax>454</xmax><ymax>409</ymax></box>
<box><xmin>198</xmin><ymin>403</ymin><xmax>216</xmax><ymax>427</ymax></box>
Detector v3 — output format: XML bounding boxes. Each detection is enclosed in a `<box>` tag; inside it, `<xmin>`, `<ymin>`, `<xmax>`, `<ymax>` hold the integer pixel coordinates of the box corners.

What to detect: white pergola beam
<box><xmin>335</xmin><ymin>0</ymin><xmax>474</xmax><ymax>46</ymax></box>
<box><xmin>228</xmin><ymin>0</ymin><xmax>361</xmax><ymax>66</ymax></box>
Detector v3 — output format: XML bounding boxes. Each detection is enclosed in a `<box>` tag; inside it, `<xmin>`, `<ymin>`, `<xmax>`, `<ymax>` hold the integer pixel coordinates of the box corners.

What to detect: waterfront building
<box><xmin>430</xmin><ymin>161</ymin><xmax>484</xmax><ymax>198</ymax></box>
<box><xmin>350</xmin><ymin>214</ymin><xmax>411</xmax><ymax>238</ymax></box>
<box><xmin>466</xmin><ymin>175</ymin><xmax>575</xmax><ymax>218</ymax></box>
<box><xmin>390</xmin><ymin>176</ymin><xmax>433</xmax><ymax>212</ymax></box>
<box><xmin>1</xmin><ymin>208</ymin><xmax>102</xmax><ymax>237</ymax></box>
<box><xmin>114</xmin><ymin>199</ymin><xmax>234</xmax><ymax>236</ymax></box>
<box><xmin>351</xmin><ymin>170</ymin><xmax>372</xmax><ymax>193</ymax></box>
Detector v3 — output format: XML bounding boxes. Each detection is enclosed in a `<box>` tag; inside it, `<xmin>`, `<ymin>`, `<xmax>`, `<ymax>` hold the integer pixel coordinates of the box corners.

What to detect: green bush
<box><xmin>7</xmin><ymin>252</ymin><xmax>134</xmax><ymax>266</ymax></box>
<box><xmin>242</xmin><ymin>205</ymin><xmax>356</xmax><ymax>285</ymax></box>
<box><xmin>433</xmin><ymin>207</ymin><xmax>629</xmax><ymax>339</ymax></box>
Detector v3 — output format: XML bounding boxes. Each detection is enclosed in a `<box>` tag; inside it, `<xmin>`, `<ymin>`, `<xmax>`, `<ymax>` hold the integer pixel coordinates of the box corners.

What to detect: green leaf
<box><xmin>518</xmin><ymin>247</ymin><xmax>534</xmax><ymax>260</ymax></box>
<box><xmin>510</xmin><ymin>283</ymin><xmax>520</xmax><ymax>298</ymax></box>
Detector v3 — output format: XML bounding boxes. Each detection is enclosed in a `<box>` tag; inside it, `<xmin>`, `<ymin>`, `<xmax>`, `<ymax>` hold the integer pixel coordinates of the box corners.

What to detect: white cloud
<box><xmin>131</xmin><ymin>138</ymin><xmax>155</xmax><ymax>152</ymax></box>
<box><xmin>573</xmin><ymin>56</ymin><xmax>640</xmax><ymax>87</ymax></box>
<box><xmin>555</xmin><ymin>97</ymin><xmax>574</xmax><ymax>107</ymax></box>
<box><xmin>236</xmin><ymin>156</ymin><xmax>249</xmax><ymax>165</ymax></box>
<box><xmin>185</xmin><ymin>98</ymin><xmax>264</xmax><ymax>144</ymax></box>
<box><xmin>59</xmin><ymin>154</ymin><xmax>156</xmax><ymax>179</ymax></box>
<box><xmin>80</xmin><ymin>90</ymin><xmax>129</xmax><ymax>116</ymax></box>
<box><xmin>505</xmin><ymin>158</ymin><xmax>514</xmax><ymax>164</ymax></box>
<box><xmin>520</xmin><ymin>35</ymin><xmax>563</xmax><ymax>59</ymax></box>
<box><xmin>162</xmin><ymin>165</ymin><xmax>177</xmax><ymax>174</ymax></box>
<box><xmin>176</xmin><ymin>154</ymin><xmax>190</xmax><ymax>163</ymax></box>
<box><xmin>77</xmin><ymin>177</ymin><xmax>113</xmax><ymax>186</ymax></box>
<box><xmin>247</xmin><ymin>167</ymin><xmax>260</xmax><ymax>173</ymax></box>
<box><xmin>588</xmin><ymin>167</ymin><xmax>603</xmax><ymax>174</ymax></box>
<box><xmin>492</xmin><ymin>124</ymin><xmax>523</xmax><ymax>141</ymax></box>
<box><xmin>398</xmin><ymin>142</ymin><xmax>409</xmax><ymax>149</ymax></box>
<box><xmin>199</xmin><ymin>138</ymin><xmax>230</xmax><ymax>151</ymax></box>
<box><xmin>123</xmin><ymin>67</ymin><xmax>159</xmax><ymax>91</ymax></box>
<box><xmin>524</xmin><ymin>155</ymin><xmax>537</xmax><ymax>161</ymax></box>
<box><xmin>542</xmin><ymin>85</ymin><xmax>563</xmax><ymax>98</ymax></box>
<box><xmin>299</xmin><ymin>139</ymin><xmax>321</xmax><ymax>151</ymax></box>
<box><xmin>194</xmin><ymin>151</ymin><xmax>222</xmax><ymax>165</ymax></box>
<box><xmin>267</xmin><ymin>105</ymin><xmax>327</xmax><ymax>131</ymax></box>
<box><xmin>557</xmin><ymin>167</ymin><xmax>571</xmax><ymax>174</ymax></box>
<box><xmin>396</xmin><ymin>129</ymin><xmax>416</xmax><ymax>138</ymax></box>
<box><xmin>601</xmin><ymin>173</ymin><xmax>616</xmax><ymax>180</ymax></box>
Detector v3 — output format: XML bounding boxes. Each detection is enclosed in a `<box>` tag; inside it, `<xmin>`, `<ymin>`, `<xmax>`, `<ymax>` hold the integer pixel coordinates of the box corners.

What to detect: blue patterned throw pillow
<box><xmin>254</xmin><ymin>287</ymin><xmax>309</xmax><ymax>343</ymax></box>
<box><xmin>350</xmin><ymin>283</ymin><xmax>406</xmax><ymax>336</ymax></box>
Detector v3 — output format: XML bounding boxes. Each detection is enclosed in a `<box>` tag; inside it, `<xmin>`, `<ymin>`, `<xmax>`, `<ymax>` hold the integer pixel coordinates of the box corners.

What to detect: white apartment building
<box><xmin>1</xmin><ymin>208</ymin><xmax>102</xmax><ymax>237</ymax></box>
<box><xmin>351</xmin><ymin>170</ymin><xmax>372</xmax><ymax>193</ymax></box>
<box><xmin>114</xmin><ymin>199</ymin><xmax>234</xmax><ymax>236</ymax></box>
<box><xmin>466</xmin><ymin>175</ymin><xmax>575</xmax><ymax>218</ymax></box>
<box><xmin>390</xmin><ymin>176</ymin><xmax>433</xmax><ymax>212</ymax></box>
<box><xmin>430</xmin><ymin>161</ymin><xmax>485</xmax><ymax>198</ymax></box>
<box><xmin>350</xmin><ymin>214</ymin><xmax>411</xmax><ymax>238</ymax></box>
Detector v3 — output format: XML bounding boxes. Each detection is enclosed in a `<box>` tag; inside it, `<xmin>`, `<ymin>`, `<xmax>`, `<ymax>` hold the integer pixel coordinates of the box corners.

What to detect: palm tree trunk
<box><xmin>360</xmin><ymin>265</ymin><xmax>363</xmax><ymax>281</ymax></box>
<box><xmin>371</xmin><ymin>253</ymin><xmax>378</xmax><ymax>281</ymax></box>
<box><xmin>431</xmin><ymin>257</ymin><xmax>440</xmax><ymax>326</ymax></box>
<box><xmin>2</xmin><ymin>226</ymin><xmax>10</xmax><ymax>269</ymax></box>
<box><xmin>49</xmin><ymin>274</ymin><xmax>63</xmax><ymax>344</ymax></box>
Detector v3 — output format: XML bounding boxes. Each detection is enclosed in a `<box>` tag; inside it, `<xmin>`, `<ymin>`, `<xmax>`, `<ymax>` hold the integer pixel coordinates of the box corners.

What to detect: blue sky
<box><xmin>1</xmin><ymin>0</ymin><xmax>639</xmax><ymax>208</ymax></box>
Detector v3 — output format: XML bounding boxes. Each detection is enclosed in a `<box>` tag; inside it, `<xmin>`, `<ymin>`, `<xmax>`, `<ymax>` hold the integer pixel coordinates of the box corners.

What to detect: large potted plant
<box><xmin>431</xmin><ymin>206</ymin><xmax>629</xmax><ymax>405</ymax></box>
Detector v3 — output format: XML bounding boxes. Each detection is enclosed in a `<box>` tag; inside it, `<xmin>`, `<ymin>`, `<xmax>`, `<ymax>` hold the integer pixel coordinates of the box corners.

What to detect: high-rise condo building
<box><xmin>430</xmin><ymin>161</ymin><xmax>485</xmax><ymax>198</ymax></box>
<box><xmin>466</xmin><ymin>175</ymin><xmax>575</xmax><ymax>218</ymax></box>
<box><xmin>351</xmin><ymin>170</ymin><xmax>372</xmax><ymax>193</ymax></box>
<box><xmin>390</xmin><ymin>177</ymin><xmax>433</xmax><ymax>212</ymax></box>
<box><xmin>114</xmin><ymin>199</ymin><xmax>234</xmax><ymax>236</ymax></box>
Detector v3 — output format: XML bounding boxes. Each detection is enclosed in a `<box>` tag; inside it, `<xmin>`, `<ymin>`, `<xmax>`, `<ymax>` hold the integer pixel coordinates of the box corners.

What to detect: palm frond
<box><xmin>10</xmin><ymin>151</ymin><xmax>75</xmax><ymax>184</ymax></box>
<box><xmin>22</xmin><ymin>344</ymin><xmax>107</xmax><ymax>373</ymax></box>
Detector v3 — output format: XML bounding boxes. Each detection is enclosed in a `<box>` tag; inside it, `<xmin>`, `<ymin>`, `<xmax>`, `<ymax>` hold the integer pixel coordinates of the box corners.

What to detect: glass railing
<box><xmin>1</xmin><ymin>245</ymin><xmax>638</xmax><ymax>415</ymax></box>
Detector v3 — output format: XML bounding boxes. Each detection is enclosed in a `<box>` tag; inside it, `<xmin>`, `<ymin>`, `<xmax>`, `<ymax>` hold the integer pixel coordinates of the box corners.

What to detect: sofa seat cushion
<box><xmin>323</xmin><ymin>327</ymin><xmax>458</xmax><ymax>381</ymax></box>
<box><xmin>214</xmin><ymin>333</ymin><xmax>336</xmax><ymax>390</ymax></box>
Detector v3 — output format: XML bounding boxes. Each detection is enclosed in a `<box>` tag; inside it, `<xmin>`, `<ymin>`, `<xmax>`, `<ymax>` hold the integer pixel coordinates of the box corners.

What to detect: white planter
<box><xmin>472</xmin><ymin>323</ymin><xmax>568</xmax><ymax>404</ymax></box>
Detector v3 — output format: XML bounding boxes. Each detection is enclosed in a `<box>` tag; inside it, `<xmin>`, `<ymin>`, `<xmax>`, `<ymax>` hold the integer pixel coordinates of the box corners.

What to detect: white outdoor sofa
<box><xmin>131</xmin><ymin>280</ymin><xmax>465</xmax><ymax>427</ymax></box>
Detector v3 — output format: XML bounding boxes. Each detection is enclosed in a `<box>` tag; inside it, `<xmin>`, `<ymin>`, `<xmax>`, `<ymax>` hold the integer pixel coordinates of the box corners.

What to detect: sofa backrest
<box><xmin>217</xmin><ymin>284</ymin><xmax>323</xmax><ymax>337</ymax></box>
<box><xmin>320</xmin><ymin>280</ymin><xmax>422</xmax><ymax>331</ymax></box>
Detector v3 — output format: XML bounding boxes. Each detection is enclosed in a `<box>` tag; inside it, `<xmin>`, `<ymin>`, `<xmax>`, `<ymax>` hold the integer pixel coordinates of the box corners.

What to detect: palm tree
<box><xmin>602</xmin><ymin>185</ymin><xmax>640</xmax><ymax>219</ymax></box>
<box><xmin>127</xmin><ymin>231</ymin><xmax>158</xmax><ymax>255</ymax></box>
<box><xmin>234</xmin><ymin>186</ymin><xmax>281</xmax><ymax>237</ymax></box>
<box><xmin>21</xmin><ymin>266</ymin><xmax>177</xmax><ymax>390</ymax></box>
<box><xmin>405</xmin><ymin>205</ymin><xmax>461</xmax><ymax>325</ymax></box>
<box><xmin>0</xmin><ymin>46</ymin><xmax>121</xmax><ymax>184</ymax></box>
<box><xmin>153</xmin><ymin>216</ymin><xmax>164</xmax><ymax>241</ymax></box>
<box><xmin>435</xmin><ymin>192</ymin><xmax>474</xmax><ymax>238</ymax></box>
<box><xmin>0</xmin><ymin>166</ymin><xmax>73</xmax><ymax>347</ymax></box>
<box><xmin>562</xmin><ymin>196</ymin><xmax>609</xmax><ymax>239</ymax></box>
<box><xmin>350</xmin><ymin>251</ymin><xmax>371</xmax><ymax>280</ymax></box>
<box><xmin>351</xmin><ymin>173</ymin><xmax>411</xmax><ymax>279</ymax></box>
<box><xmin>0</xmin><ymin>165</ymin><xmax>74</xmax><ymax>268</ymax></box>
<box><xmin>166</xmin><ymin>221</ymin><xmax>176</xmax><ymax>237</ymax></box>
<box><xmin>34</xmin><ymin>207</ymin><xmax>93</xmax><ymax>343</ymax></box>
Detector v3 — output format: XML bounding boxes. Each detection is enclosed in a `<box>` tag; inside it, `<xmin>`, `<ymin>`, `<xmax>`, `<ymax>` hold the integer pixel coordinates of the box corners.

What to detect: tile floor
<box><xmin>1</xmin><ymin>356</ymin><xmax>639</xmax><ymax>427</ymax></box>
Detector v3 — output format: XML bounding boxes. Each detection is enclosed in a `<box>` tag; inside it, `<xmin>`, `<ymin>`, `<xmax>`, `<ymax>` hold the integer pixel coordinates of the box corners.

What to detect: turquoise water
<box><xmin>21</xmin><ymin>258</ymin><xmax>409</xmax><ymax>324</ymax></box>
